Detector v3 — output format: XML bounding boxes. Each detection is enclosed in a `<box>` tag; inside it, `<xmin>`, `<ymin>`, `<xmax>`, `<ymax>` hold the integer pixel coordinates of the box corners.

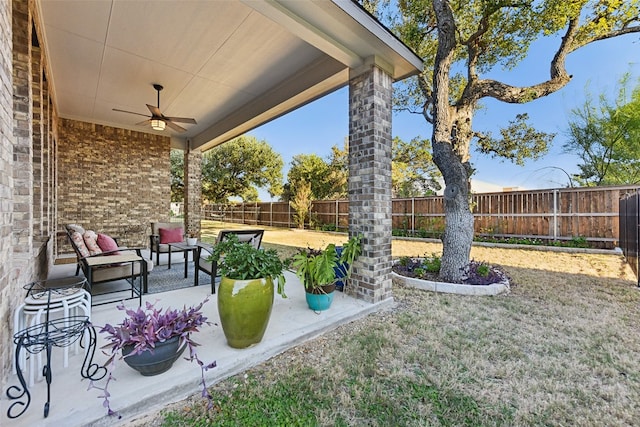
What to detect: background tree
<box><xmin>201</xmin><ymin>136</ymin><xmax>283</xmax><ymax>203</ymax></box>
<box><xmin>326</xmin><ymin>141</ymin><xmax>349</xmax><ymax>199</ymax></box>
<box><xmin>285</xmin><ymin>154</ymin><xmax>341</xmax><ymax>201</ymax></box>
<box><xmin>290</xmin><ymin>180</ymin><xmax>313</xmax><ymax>229</ymax></box>
<box><xmin>366</xmin><ymin>0</ymin><xmax>640</xmax><ymax>281</ymax></box>
<box><xmin>564</xmin><ymin>75</ymin><xmax>640</xmax><ymax>186</ymax></box>
<box><xmin>170</xmin><ymin>149</ymin><xmax>184</xmax><ymax>202</ymax></box>
<box><xmin>392</xmin><ymin>136</ymin><xmax>442</xmax><ymax>197</ymax></box>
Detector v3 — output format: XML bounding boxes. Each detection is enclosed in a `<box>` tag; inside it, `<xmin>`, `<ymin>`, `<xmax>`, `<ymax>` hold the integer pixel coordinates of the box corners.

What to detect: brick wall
<box><xmin>12</xmin><ymin>0</ymin><xmax>33</xmax><ymax>264</ymax></box>
<box><xmin>0</xmin><ymin>0</ymin><xmax>15</xmax><ymax>382</ymax></box>
<box><xmin>57</xmin><ymin>119</ymin><xmax>171</xmax><ymax>250</ymax></box>
<box><xmin>1</xmin><ymin>0</ymin><xmax>176</xmax><ymax>386</ymax></box>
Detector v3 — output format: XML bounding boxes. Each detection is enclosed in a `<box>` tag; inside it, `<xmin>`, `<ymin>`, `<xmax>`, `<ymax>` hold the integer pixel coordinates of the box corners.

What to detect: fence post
<box><xmin>636</xmin><ymin>193</ymin><xmax>640</xmax><ymax>287</ymax></box>
<box><xmin>553</xmin><ymin>189</ymin><xmax>558</xmax><ymax>242</ymax></box>
<box><xmin>411</xmin><ymin>198</ymin><xmax>415</xmax><ymax>235</ymax></box>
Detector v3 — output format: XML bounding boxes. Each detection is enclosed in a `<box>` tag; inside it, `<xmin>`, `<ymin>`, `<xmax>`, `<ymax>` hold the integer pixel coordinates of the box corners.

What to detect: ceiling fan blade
<box><xmin>165</xmin><ymin>120</ymin><xmax>187</xmax><ymax>133</ymax></box>
<box><xmin>146</xmin><ymin>104</ymin><xmax>163</xmax><ymax>117</ymax></box>
<box><xmin>135</xmin><ymin>119</ymin><xmax>152</xmax><ymax>126</ymax></box>
<box><xmin>113</xmin><ymin>108</ymin><xmax>149</xmax><ymax>118</ymax></box>
<box><xmin>165</xmin><ymin>116</ymin><xmax>197</xmax><ymax>124</ymax></box>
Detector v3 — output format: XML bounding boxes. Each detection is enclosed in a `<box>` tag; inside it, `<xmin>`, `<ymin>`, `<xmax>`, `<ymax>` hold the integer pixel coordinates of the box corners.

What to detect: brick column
<box><xmin>184</xmin><ymin>148</ymin><xmax>202</xmax><ymax>239</ymax></box>
<box><xmin>348</xmin><ymin>63</ymin><xmax>393</xmax><ymax>303</ymax></box>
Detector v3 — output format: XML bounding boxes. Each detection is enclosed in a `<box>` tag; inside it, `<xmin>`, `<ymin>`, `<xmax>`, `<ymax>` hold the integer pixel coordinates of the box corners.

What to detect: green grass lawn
<box><xmin>153</xmin><ymin>221</ymin><xmax>640</xmax><ymax>426</ymax></box>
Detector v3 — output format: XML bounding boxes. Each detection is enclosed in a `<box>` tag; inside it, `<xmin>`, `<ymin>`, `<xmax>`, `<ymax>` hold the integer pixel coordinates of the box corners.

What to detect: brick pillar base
<box><xmin>348</xmin><ymin>63</ymin><xmax>393</xmax><ymax>303</ymax></box>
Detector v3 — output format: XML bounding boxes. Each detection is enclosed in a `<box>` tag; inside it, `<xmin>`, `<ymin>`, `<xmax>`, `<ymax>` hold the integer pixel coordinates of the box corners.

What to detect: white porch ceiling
<box><xmin>36</xmin><ymin>0</ymin><xmax>422</xmax><ymax>152</ymax></box>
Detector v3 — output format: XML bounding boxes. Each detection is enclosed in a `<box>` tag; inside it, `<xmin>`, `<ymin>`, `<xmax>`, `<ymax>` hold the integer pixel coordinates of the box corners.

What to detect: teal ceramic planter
<box><xmin>305</xmin><ymin>284</ymin><xmax>336</xmax><ymax>311</ymax></box>
<box><xmin>305</xmin><ymin>291</ymin><xmax>334</xmax><ymax>311</ymax></box>
<box><xmin>218</xmin><ymin>277</ymin><xmax>274</xmax><ymax>348</ymax></box>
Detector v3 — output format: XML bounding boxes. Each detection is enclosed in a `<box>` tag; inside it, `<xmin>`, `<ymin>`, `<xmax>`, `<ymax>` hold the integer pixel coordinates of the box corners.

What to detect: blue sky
<box><xmin>248</xmin><ymin>31</ymin><xmax>639</xmax><ymax>200</ymax></box>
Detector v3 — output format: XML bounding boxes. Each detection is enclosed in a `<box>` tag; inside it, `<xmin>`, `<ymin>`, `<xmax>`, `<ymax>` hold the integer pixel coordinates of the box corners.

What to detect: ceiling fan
<box><xmin>112</xmin><ymin>84</ymin><xmax>197</xmax><ymax>132</ymax></box>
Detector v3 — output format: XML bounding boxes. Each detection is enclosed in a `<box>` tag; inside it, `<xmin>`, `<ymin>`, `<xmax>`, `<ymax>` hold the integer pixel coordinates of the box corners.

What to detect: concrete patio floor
<box><xmin>1</xmin><ymin>251</ymin><xmax>390</xmax><ymax>426</ymax></box>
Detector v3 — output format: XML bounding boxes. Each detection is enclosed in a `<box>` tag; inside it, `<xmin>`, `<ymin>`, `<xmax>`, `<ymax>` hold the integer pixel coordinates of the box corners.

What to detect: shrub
<box><xmin>462</xmin><ymin>260</ymin><xmax>510</xmax><ymax>285</ymax></box>
<box><xmin>422</xmin><ymin>253</ymin><xmax>441</xmax><ymax>273</ymax></box>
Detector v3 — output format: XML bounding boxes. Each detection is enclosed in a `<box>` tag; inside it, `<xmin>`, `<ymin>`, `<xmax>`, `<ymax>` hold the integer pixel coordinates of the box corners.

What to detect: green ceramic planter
<box><xmin>218</xmin><ymin>276</ymin><xmax>274</xmax><ymax>348</ymax></box>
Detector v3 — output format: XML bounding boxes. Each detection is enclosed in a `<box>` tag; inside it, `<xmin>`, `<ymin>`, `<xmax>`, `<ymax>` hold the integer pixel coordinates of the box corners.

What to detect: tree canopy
<box><xmin>284</xmin><ymin>137</ymin><xmax>441</xmax><ymax>201</ymax></box>
<box><xmin>392</xmin><ymin>136</ymin><xmax>442</xmax><ymax>197</ymax></box>
<box><xmin>365</xmin><ymin>0</ymin><xmax>640</xmax><ymax>281</ymax></box>
<box><xmin>564</xmin><ymin>75</ymin><xmax>640</xmax><ymax>186</ymax></box>
<box><xmin>201</xmin><ymin>136</ymin><xmax>283</xmax><ymax>203</ymax></box>
<box><xmin>284</xmin><ymin>148</ymin><xmax>348</xmax><ymax>202</ymax></box>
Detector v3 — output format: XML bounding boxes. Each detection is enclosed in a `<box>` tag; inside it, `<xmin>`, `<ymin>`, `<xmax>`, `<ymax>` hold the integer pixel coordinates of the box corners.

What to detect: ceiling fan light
<box><xmin>151</xmin><ymin>119</ymin><xmax>165</xmax><ymax>131</ymax></box>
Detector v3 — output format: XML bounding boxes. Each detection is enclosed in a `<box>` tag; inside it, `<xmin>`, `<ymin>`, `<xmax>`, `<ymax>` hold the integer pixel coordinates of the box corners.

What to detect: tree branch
<box><xmin>463</xmin><ymin>10</ymin><xmax>640</xmax><ymax>106</ymax></box>
<box><xmin>572</xmin><ymin>25</ymin><xmax>640</xmax><ymax>51</ymax></box>
<box><xmin>417</xmin><ymin>74</ymin><xmax>435</xmax><ymax>123</ymax></box>
<box><xmin>465</xmin><ymin>15</ymin><xmax>579</xmax><ymax>104</ymax></box>
<box><xmin>462</xmin><ymin>2</ymin><xmax>529</xmax><ymax>84</ymax></box>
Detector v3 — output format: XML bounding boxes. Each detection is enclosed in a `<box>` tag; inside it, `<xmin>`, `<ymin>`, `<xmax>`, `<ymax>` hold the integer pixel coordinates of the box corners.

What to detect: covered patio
<box><xmin>1</xmin><ymin>0</ymin><xmax>422</xmax><ymax>423</ymax></box>
<box><xmin>2</xmin><ymin>249</ymin><xmax>389</xmax><ymax>426</ymax></box>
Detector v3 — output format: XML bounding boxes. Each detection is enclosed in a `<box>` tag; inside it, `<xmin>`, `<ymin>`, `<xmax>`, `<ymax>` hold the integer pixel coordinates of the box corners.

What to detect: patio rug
<box><xmin>146</xmin><ymin>262</ymin><xmax>214</xmax><ymax>294</ymax></box>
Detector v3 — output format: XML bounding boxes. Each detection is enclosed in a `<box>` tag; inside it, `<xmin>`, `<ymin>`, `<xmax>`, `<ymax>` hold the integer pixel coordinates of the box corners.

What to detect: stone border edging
<box><xmin>391</xmin><ymin>271</ymin><xmax>509</xmax><ymax>296</ymax></box>
<box><xmin>391</xmin><ymin>236</ymin><xmax>621</xmax><ymax>255</ymax></box>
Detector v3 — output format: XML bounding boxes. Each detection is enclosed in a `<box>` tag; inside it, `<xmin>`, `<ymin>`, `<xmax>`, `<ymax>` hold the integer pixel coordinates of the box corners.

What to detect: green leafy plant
<box><xmin>207</xmin><ymin>234</ymin><xmax>287</xmax><ymax>297</ymax></box>
<box><xmin>292</xmin><ymin>235</ymin><xmax>362</xmax><ymax>293</ymax></box>
<box><xmin>422</xmin><ymin>253</ymin><xmax>441</xmax><ymax>273</ymax></box>
<box><xmin>570</xmin><ymin>236</ymin><xmax>589</xmax><ymax>248</ymax></box>
<box><xmin>398</xmin><ymin>256</ymin><xmax>411</xmax><ymax>267</ymax></box>
<box><xmin>475</xmin><ymin>263</ymin><xmax>490</xmax><ymax>277</ymax></box>
<box><xmin>462</xmin><ymin>260</ymin><xmax>510</xmax><ymax>286</ymax></box>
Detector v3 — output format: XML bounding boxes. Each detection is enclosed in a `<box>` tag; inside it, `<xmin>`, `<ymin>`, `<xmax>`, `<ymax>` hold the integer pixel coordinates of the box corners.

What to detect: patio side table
<box><xmin>168</xmin><ymin>242</ymin><xmax>198</xmax><ymax>278</ymax></box>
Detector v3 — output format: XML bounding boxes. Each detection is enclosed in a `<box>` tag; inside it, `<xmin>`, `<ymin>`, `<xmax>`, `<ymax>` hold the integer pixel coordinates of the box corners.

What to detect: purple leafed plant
<box><xmin>461</xmin><ymin>260</ymin><xmax>510</xmax><ymax>286</ymax></box>
<box><xmin>89</xmin><ymin>297</ymin><xmax>217</xmax><ymax>417</ymax></box>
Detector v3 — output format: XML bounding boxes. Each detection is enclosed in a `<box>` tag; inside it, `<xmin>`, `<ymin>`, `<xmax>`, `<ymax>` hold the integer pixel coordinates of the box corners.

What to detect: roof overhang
<box><xmin>36</xmin><ymin>0</ymin><xmax>423</xmax><ymax>152</ymax></box>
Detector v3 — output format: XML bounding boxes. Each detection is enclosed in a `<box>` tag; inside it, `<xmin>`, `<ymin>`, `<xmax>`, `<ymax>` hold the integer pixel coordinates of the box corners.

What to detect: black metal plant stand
<box><xmin>5</xmin><ymin>279</ymin><xmax>107</xmax><ymax>419</ymax></box>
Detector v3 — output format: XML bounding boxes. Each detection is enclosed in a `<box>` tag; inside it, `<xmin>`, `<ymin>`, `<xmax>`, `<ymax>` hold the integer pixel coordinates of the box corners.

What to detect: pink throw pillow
<box><xmin>71</xmin><ymin>231</ymin><xmax>90</xmax><ymax>258</ymax></box>
<box><xmin>159</xmin><ymin>227</ymin><xmax>183</xmax><ymax>244</ymax></box>
<box><xmin>97</xmin><ymin>233</ymin><xmax>121</xmax><ymax>255</ymax></box>
<box><xmin>83</xmin><ymin>230</ymin><xmax>103</xmax><ymax>255</ymax></box>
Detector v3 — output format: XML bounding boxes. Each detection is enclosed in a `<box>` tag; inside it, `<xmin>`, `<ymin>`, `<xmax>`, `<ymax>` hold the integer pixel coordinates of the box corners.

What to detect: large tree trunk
<box><xmin>431</xmin><ymin>0</ymin><xmax>474</xmax><ymax>282</ymax></box>
<box><xmin>432</xmin><ymin>117</ymin><xmax>474</xmax><ymax>283</ymax></box>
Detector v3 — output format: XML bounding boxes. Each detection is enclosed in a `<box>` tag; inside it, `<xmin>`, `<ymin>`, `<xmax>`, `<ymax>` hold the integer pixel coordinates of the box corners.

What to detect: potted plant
<box><xmin>207</xmin><ymin>234</ymin><xmax>287</xmax><ymax>348</ymax></box>
<box><xmin>92</xmin><ymin>297</ymin><xmax>217</xmax><ymax>416</ymax></box>
<box><xmin>292</xmin><ymin>234</ymin><xmax>362</xmax><ymax>310</ymax></box>
<box><xmin>186</xmin><ymin>233</ymin><xmax>198</xmax><ymax>246</ymax></box>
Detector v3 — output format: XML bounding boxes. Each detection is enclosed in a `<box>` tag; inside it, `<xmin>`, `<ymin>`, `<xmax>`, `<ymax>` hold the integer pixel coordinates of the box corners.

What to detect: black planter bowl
<box><xmin>122</xmin><ymin>335</ymin><xmax>187</xmax><ymax>376</ymax></box>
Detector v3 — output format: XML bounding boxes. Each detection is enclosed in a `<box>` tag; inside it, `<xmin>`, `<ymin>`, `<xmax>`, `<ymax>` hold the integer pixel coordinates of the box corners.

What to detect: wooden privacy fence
<box><xmin>619</xmin><ymin>190</ymin><xmax>639</xmax><ymax>285</ymax></box>
<box><xmin>202</xmin><ymin>185</ymin><xmax>640</xmax><ymax>249</ymax></box>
